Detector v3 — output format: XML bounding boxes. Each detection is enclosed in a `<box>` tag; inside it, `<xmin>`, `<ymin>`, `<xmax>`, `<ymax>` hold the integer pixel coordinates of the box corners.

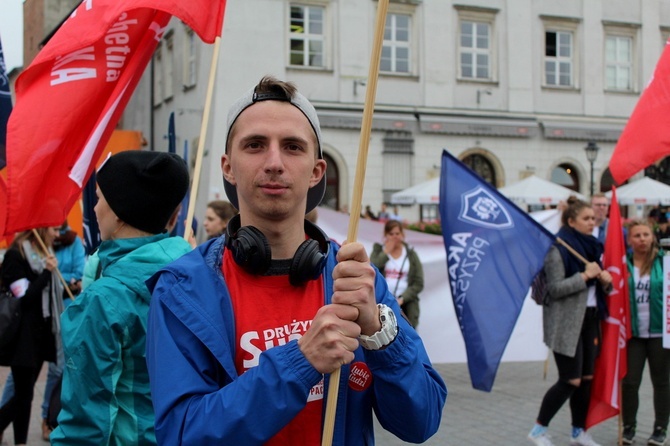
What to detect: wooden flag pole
<box><xmin>183</xmin><ymin>37</ymin><xmax>222</xmax><ymax>242</ymax></box>
<box><xmin>321</xmin><ymin>1</ymin><xmax>389</xmax><ymax>445</ymax></box>
<box><xmin>31</xmin><ymin>229</ymin><xmax>75</xmax><ymax>301</ymax></box>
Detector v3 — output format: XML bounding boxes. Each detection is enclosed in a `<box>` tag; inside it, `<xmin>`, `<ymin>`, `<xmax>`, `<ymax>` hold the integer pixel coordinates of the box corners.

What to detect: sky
<box><xmin>0</xmin><ymin>0</ymin><xmax>24</xmax><ymax>73</ymax></box>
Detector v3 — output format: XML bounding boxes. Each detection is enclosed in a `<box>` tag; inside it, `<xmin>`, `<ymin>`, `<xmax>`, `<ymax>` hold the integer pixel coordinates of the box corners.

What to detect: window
<box><xmin>183</xmin><ymin>28</ymin><xmax>197</xmax><ymax>89</ymax></box>
<box><xmin>382</xmin><ymin>131</ymin><xmax>414</xmax><ymax>202</ymax></box>
<box><xmin>460</xmin><ymin>21</ymin><xmax>490</xmax><ymax>80</ymax></box>
<box><xmin>164</xmin><ymin>32</ymin><xmax>174</xmax><ymax>100</ymax></box>
<box><xmin>662</xmin><ymin>27</ymin><xmax>670</xmax><ymax>49</ymax></box>
<box><xmin>455</xmin><ymin>6</ymin><xmax>498</xmax><ymax>82</ymax></box>
<box><xmin>322</xmin><ymin>153</ymin><xmax>339</xmax><ymax>211</ymax></box>
<box><xmin>605</xmin><ymin>36</ymin><xmax>631</xmax><ymax>91</ymax></box>
<box><xmin>153</xmin><ymin>43</ymin><xmax>163</xmax><ymax>106</ymax></box>
<box><xmin>545</xmin><ymin>30</ymin><xmax>573</xmax><ymax>86</ymax></box>
<box><xmin>462</xmin><ymin>154</ymin><xmax>496</xmax><ymax>186</ymax></box>
<box><xmin>381</xmin><ymin>13</ymin><xmax>411</xmax><ymax>73</ymax></box>
<box><xmin>551</xmin><ymin>164</ymin><xmax>580</xmax><ymax>192</ymax></box>
<box><xmin>290</xmin><ymin>4</ymin><xmax>325</xmax><ymax>67</ymax></box>
<box><xmin>603</xmin><ymin>22</ymin><xmax>639</xmax><ymax>93</ymax></box>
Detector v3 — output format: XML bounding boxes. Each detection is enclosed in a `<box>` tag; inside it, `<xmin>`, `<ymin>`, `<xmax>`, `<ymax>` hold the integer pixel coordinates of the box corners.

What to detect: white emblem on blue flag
<box><xmin>459</xmin><ymin>186</ymin><xmax>514</xmax><ymax>229</ymax></box>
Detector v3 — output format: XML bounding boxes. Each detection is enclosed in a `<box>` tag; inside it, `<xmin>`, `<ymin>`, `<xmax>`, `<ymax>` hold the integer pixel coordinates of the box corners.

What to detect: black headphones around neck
<box><xmin>225</xmin><ymin>214</ymin><xmax>329</xmax><ymax>286</ymax></box>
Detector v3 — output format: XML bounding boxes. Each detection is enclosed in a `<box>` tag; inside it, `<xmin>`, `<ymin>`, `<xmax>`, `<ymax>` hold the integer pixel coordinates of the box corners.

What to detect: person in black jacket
<box><xmin>0</xmin><ymin>227</ymin><xmax>62</xmax><ymax>446</ymax></box>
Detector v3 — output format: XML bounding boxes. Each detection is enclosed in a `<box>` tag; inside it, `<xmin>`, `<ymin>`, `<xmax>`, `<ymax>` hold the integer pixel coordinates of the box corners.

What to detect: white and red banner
<box><xmin>316</xmin><ymin>206</ymin><xmax>549</xmax><ymax>365</ymax></box>
<box><xmin>609</xmin><ymin>39</ymin><xmax>670</xmax><ymax>184</ymax></box>
<box><xmin>5</xmin><ymin>0</ymin><xmax>226</xmax><ymax>233</ymax></box>
<box><xmin>586</xmin><ymin>187</ymin><xmax>631</xmax><ymax>428</ymax></box>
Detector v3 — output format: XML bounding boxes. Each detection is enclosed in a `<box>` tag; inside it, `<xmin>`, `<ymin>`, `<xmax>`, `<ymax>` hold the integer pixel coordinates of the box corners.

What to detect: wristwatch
<box><xmin>358</xmin><ymin>304</ymin><xmax>399</xmax><ymax>350</ymax></box>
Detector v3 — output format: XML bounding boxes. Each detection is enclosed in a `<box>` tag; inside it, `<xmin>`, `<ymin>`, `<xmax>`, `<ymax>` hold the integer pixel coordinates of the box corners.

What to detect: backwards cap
<box><xmin>223</xmin><ymin>79</ymin><xmax>325</xmax><ymax>213</ymax></box>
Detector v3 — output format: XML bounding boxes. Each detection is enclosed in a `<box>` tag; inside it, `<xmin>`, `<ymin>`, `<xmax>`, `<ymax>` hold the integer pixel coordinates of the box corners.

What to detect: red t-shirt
<box><xmin>223</xmin><ymin>248</ymin><xmax>324</xmax><ymax>445</ymax></box>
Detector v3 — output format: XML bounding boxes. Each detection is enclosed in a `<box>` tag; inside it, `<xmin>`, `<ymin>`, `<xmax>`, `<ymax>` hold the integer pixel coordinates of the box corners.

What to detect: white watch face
<box><xmin>381</xmin><ymin>305</ymin><xmax>397</xmax><ymax>327</ymax></box>
<box><xmin>359</xmin><ymin>304</ymin><xmax>398</xmax><ymax>350</ymax></box>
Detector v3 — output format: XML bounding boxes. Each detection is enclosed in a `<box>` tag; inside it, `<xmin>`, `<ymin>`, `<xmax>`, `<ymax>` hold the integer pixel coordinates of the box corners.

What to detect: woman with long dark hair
<box><xmin>203</xmin><ymin>200</ymin><xmax>237</xmax><ymax>240</ymax></box>
<box><xmin>0</xmin><ymin>227</ymin><xmax>61</xmax><ymax>445</ymax></box>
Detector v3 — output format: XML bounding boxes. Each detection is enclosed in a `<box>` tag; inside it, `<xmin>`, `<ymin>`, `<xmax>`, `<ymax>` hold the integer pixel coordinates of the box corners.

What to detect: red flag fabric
<box><xmin>5</xmin><ymin>0</ymin><xmax>226</xmax><ymax>233</ymax></box>
<box><xmin>586</xmin><ymin>187</ymin><xmax>631</xmax><ymax>428</ymax></box>
<box><xmin>609</xmin><ymin>40</ymin><xmax>670</xmax><ymax>184</ymax></box>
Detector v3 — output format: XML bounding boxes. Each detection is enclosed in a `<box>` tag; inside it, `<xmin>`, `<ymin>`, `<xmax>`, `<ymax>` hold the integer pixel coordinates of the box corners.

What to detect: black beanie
<box><xmin>97</xmin><ymin>151</ymin><xmax>190</xmax><ymax>234</ymax></box>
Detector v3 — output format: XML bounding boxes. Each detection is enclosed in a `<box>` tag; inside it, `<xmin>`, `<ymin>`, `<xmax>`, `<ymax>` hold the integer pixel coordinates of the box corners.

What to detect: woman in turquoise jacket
<box><xmin>51</xmin><ymin>151</ymin><xmax>191</xmax><ymax>445</ymax></box>
<box><xmin>622</xmin><ymin>220</ymin><xmax>670</xmax><ymax>446</ymax></box>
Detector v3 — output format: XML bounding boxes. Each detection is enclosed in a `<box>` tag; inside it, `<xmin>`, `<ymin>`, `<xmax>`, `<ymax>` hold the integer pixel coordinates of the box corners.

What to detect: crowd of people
<box><xmin>0</xmin><ymin>77</ymin><xmax>446</xmax><ymax>445</ymax></box>
<box><xmin>0</xmin><ymin>75</ymin><xmax>668</xmax><ymax>446</ymax></box>
<box><xmin>528</xmin><ymin>195</ymin><xmax>670</xmax><ymax>446</ymax></box>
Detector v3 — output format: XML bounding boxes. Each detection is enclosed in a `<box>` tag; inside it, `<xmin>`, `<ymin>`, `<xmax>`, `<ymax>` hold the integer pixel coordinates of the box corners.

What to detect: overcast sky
<box><xmin>0</xmin><ymin>0</ymin><xmax>24</xmax><ymax>73</ymax></box>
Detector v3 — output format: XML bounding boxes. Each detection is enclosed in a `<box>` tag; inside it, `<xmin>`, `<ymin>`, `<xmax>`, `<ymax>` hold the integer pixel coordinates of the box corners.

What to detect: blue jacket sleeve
<box><xmin>364</xmin><ymin>273</ymin><xmax>447</xmax><ymax>442</ymax></box>
<box><xmin>56</xmin><ymin>238</ymin><xmax>86</xmax><ymax>282</ymax></box>
<box><xmin>146</xmin><ymin>272</ymin><xmax>324</xmax><ymax>445</ymax></box>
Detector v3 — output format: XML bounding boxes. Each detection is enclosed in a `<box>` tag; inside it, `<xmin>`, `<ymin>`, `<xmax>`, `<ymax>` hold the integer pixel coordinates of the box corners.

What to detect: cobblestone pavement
<box><xmin>375</xmin><ymin>360</ymin><xmax>656</xmax><ymax>446</ymax></box>
<box><xmin>1</xmin><ymin>357</ymin><xmax>657</xmax><ymax>445</ymax></box>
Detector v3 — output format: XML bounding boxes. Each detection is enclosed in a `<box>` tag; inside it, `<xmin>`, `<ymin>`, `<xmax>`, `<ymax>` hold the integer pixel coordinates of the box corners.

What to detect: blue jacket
<box><xmin>55</xmin><ymin>235</ymin><xmax>85</xmax><ymax>283</ymax></box>
<box><xmin>146</xmin><ymin>236</ymin><xmax>446</xmax><ymax>445</ymax></box>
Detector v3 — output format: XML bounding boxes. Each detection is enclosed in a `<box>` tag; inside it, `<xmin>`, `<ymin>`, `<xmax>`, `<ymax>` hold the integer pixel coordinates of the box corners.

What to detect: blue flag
<box><xmin>439</xmin><ymin>150</ymin><xmax>555</xmax><ymax>391</ymax></box>
<box><xmin>82</xmin><ymin>171</ymin><xmax>101</xmax><ymax>255</ymax></box>
<box><xmin>171</xmin><ymin>140</ymin><xmax>195</xmax><ymax>238</ymax></box>
<box><xmin>167</xmin><ymin>111</ymin><xmax>176</xmax><ymax>154</ymax></box>
<box><xmin>0</xmin><ymin>36</ymin><xmax>13</xmax><ymax>169</ymax></box>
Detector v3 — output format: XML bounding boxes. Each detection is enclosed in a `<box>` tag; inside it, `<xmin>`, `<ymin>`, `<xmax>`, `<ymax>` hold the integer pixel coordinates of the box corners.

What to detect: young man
<box><xmin>146</xmin><ymin>76</ymin><xmax>447</xmax><ymax>445</ymax></box>
<box><xmin>51</xmin><ymin>151</ymin><xmax>192</xmax><ymax>445</ymax></box>
<box><xmin>591</xmin><ymin>194</ymin><xmax>609</xmax><ymax>244</ymax></box>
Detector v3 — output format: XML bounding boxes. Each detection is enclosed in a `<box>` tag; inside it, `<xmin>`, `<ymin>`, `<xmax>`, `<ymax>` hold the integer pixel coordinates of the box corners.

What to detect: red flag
<box><xmin>586</xmin><ymin>187</ymin><xmax>631</xmax><ymax>428</ymax></box>
<box><xmin>5</xmin><ymin>0</ymin><xmax>226</xmax><ymax>233</ymax></box>
<box><xmin>609</xmin><ymin>40</ymin><xmax>670</xmax><ymax>184</ymax></box>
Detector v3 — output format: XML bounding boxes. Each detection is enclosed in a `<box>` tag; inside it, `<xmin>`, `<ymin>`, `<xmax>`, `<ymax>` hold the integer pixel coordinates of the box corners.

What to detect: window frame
<box><xmin>541</xmin><ymin>16</ymin><xmax>580</xmax><ymax>90</ymax></box>
<box><xmin>382</xmin><ymin>131</ymin><xmax>414</xmax><ymax>203</ymax></box>
<box><xmin>182</xmin><ymin>26</ymin><xmax>198</xmax><ymax>90</ymax></box>
<box><xmin>603</xmin><ymin>22</ymin><xmax>639</xmax><ymax>93</ymax></box>
<box><xmin>381</xmin><ymin>12</ymin><xmax>412</xmax><ymax>74</ymax></box>
<box><xmin>454</xmin><ymin>6</ymin><xmax>498</xmax><ymax>83</ymax></box>
<box><xmin>152</xmin><ymin>42</ymin><xmax>163</xmax><ymax>106</ymax></box>
<box><xmin>661</xmin><ymin>26</ymin><xmax>670</xmax><ymax>50</ymax></box>
<box><xmin>288</xmin><ymin>2</ymin><xmax>328</xmax><ymax>69</ymax></box>
<box><xmin>163</xmin><ymin>31</ymin><xmax>174</xmax><ymax>101</ymax></box>
<box><xmin>380</xmin><ymin>2</ymin><xmax>419</xmax><ymax>76</ymax></box>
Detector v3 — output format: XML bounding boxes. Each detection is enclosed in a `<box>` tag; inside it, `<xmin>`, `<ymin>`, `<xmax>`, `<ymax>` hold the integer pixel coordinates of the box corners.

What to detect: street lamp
<box><xmin>584</xmin><ymin>141</ymin><xmax>600</xmax><ymax>197</ymax></box>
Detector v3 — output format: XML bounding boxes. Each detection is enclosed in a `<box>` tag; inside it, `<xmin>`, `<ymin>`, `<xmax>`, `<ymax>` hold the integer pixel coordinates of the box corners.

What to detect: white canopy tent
<box><xmin>390</xmin><ymin>177</ymin><xmax>440</xmax><ymax>205</ymax></box>
<box><xmin>498</xmin><ymin>175</ymin><xmax>586</xmax><ymax>205</ymax></box>
<box><xmin>390</xmin><ymin>174</ymin><xmax>585</xmax><ymax>207</ymax></box>
<box><xmin>605</xmin><ymin>176</ymin><xmax>670</xmax><ymax>205</ymax></box>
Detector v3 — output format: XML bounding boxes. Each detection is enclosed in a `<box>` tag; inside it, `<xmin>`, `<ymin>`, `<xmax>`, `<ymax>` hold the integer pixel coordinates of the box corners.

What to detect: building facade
<box><xmin>126</xmin><ymin>0</ymin><xmax>669</xmax><ymax>228</ymax></box>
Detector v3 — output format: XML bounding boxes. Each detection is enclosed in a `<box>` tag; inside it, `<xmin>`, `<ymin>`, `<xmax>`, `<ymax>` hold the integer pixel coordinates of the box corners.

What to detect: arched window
<box><xmin>322</xmin><ymin>153</ymin><xmax>339</xmax><ymax>210</ymax></box>
<box><xmin>551</xmin><ymin>163</ymin><xmax>580</xmax><ymax>192</ymax></box>
<box><xmin>462</xmin><ymin>153</ymin><xmax>496</xmax><ymax>186</ymax></box>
